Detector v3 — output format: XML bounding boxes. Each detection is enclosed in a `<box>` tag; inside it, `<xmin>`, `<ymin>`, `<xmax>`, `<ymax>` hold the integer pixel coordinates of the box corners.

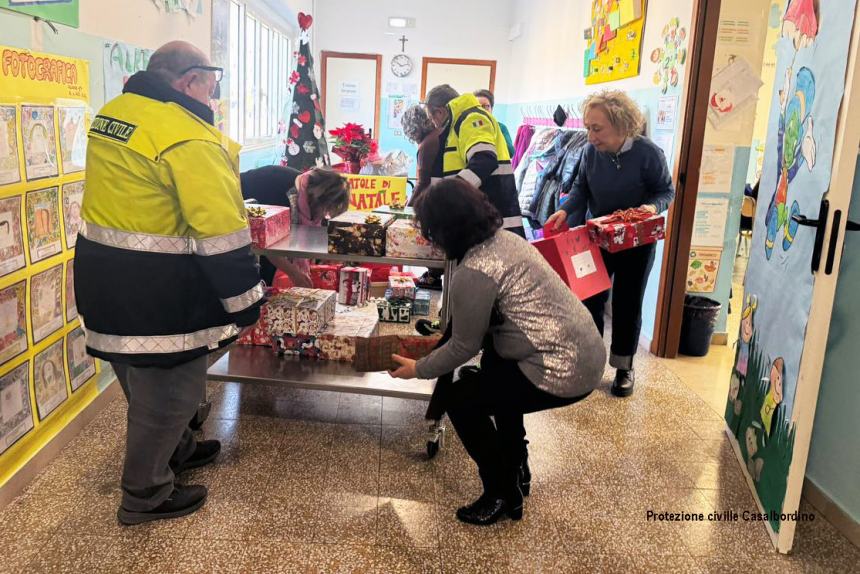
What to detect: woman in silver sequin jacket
<box><xmin>389</xmin><ymin>178</ymin><xmax>605</xmax><ymax>526</ymax></box>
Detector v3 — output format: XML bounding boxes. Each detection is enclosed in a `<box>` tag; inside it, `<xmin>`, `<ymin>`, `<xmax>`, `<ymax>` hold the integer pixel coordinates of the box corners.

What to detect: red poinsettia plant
<box><xmin>329</xmin><ymin>123</ymin><xmax>378</xmax><ymax>163</ymax></box>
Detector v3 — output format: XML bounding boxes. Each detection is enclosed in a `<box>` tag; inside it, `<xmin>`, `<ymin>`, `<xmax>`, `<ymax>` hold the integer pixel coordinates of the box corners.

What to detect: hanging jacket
<box><xmin>511</xmin><ymin>124</ymin><xmax>535</xmax><ymax>170</ymax></box>
<box><xmin>75</xmin><ymin>71</ymin><xmax>264</xmax><ymax>368</ymax></box>
<box><xmin>440</xmin><ymin>94</ymin><xmax>522</xmax><ymax>230</ymax></box>
<box><xmin>515</xmin><ymin>127</ymin><xmax>566</xmax><ymax>217</ymax></box>
<box><xmin>526</xmin><ymin>130</ymin><xmax>589</xmax><ymax>226</ymax></box>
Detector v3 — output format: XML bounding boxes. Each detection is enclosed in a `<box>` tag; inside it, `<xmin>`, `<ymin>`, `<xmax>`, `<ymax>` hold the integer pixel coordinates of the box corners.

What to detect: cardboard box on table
<box><xmin>531</xmin><ymin>222</ymin><xmax>611</xmax><ymax>301</ymax></box>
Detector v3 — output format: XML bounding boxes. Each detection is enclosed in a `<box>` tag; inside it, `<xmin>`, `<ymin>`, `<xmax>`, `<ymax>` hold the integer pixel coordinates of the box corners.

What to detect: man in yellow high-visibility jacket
<box><xmin>75</xmin><ymin>41</ymin><xmax>263</xmax><ymax>525</ymax></box>
<box><xmin>424</xmin><ymin>84</ymin><xmax>524</xmax><ymax>236</ymax></box>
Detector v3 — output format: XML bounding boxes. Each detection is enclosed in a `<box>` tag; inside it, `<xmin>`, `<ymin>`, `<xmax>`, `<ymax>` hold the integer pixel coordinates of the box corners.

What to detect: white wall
<box><xmin>312</xmin><ymin>0</ymin><xmax>515</xmax><ymax>98</ymax></box>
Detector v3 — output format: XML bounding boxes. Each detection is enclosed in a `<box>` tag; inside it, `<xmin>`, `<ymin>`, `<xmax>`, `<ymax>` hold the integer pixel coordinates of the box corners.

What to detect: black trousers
<box><xmin>582</xmin><ymin>243</ymin><xmax>656</xmax><ymax>371</ymax></box>
<box><xmin>445</xmin><ymin>343</ymin><xmax>591</xmax><ymax>498</ymax></box>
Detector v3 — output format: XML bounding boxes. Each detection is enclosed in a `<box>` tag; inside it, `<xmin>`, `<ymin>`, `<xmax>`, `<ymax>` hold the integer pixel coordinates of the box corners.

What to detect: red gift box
<box><xmin>586</xmin><ymin>208</ymin><xmax>665</xmax><ymax>253</ymax></box>
<box><xmin>235</xmin><ymin>301</ymin><xmax>273</xmax><ymax>346</ymax></box>
<box><xmin>248</xmin><ymin>205</ymin><xmax>291</xmax><ymax>248</ymax></box>
<box><xmin>310</xmin><ymin>264</ymin><xmax>343</xmax><ymax>290</ymax></box>
<box><xmin>532</xmin><ymin>225</ymin><xmax>611</xmax><ymax>301</ymax></box>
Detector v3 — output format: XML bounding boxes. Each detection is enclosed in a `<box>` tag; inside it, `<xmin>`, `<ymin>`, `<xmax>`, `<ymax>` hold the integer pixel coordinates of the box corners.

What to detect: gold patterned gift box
<box><xmin>327</xmin><ymin>212</ymin><xmax>395</xmax><ymax>256</ymax></box>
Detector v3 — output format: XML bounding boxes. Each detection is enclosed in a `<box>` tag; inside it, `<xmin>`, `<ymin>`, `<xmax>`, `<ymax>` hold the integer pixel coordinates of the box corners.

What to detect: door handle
<box><xmin>847</xmin><ymin>220</ymin><xmax>860</xmax><ymax>231</ymax></box>
<box><xmin>792</xmin><ymin>199</ymin><xmax>829</xmax><ymax>273</ymax></box>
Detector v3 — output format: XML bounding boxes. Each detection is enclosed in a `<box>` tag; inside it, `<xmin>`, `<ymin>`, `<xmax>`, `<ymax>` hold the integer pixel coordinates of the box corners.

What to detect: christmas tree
<box><xmin>281</xmin><ymin>12</ymin><xmax>330</xmax><ymax>170</ymax></box>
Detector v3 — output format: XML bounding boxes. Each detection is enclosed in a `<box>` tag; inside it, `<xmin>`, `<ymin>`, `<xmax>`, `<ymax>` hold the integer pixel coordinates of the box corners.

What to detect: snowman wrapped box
<box><xmin>384</xmin><ymin>219</ymin><xmax>445</xmax><ymax>260</ymax></box>
<box><xmin>327</xmin><ymin>212</ymin><xmax>394</xmax><ymax>256</ymax></box>
<box><xmin>338</xmin><ymin>266</ymin><xmax>370</xmax><ymax>306</ymax></box>
<box><xmin>265</xmin><ymin>288</ymin><xmax>337</xmax><ymax>337</ymax></box>
<box><xmin>247</xmin><ymin>205</ymin><xmax>291</xmax><ymax>248</ymax></box>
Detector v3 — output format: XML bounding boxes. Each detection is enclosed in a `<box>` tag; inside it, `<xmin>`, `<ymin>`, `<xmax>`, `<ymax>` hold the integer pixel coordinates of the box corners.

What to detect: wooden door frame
<box><xmin>651</xmin><ymin>0</ymin><xmax>722</xmax><ymax>358</ymax></box>
<box><xmin>320</xmin><ymin>51</ymin><xmax>383</xmax><ymax>139</ymax></box>
<box><xmin>420</xmin><ymin>57</ymin><xmax>497</xmax><ymax>99</ymax></box>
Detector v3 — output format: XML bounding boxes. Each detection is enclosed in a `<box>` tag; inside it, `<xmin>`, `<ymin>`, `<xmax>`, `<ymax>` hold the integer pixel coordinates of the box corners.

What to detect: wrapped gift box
<box><xmin>411</xmin><ymin>289</ymin><xmax>432</xmax><ymax>316</ymax></box>
<box><xmin>317</xmin><ymin>312</ymin><xmax>380</xmax><ymax>362</ymax></box>
<box><xmin>373</xmin><ymin>297</ymin><xmax>412</xmax><ymax>323</ymax></box>
<box><xmin>338</xmin><ymin>266</ymin><xmax>370</xmax><ymax>306</ymax></box>
<box><xmin>388</xmin><ymin>274</ymin><xmax>417</xmax><ymax>300</ymax></box>
<box><xmin>247</xmin><ymin>205</ymin><xmax>291</xmax><ymax>248</ymax></box>
<box><xmin>275</xmin><ymin>334</ymin><xmax>321</xmax><ymax>358</ymax></box>
<box><xmin>586</xmin><ymin>209</ymin><xmax>666</xmax><ymax>253</ymax></box>
<box><xmin>353</xmin><ymin>334</ymin><xmax>442</xmax><ymax>372</ymax></box>
<box><xmin>310</xmin><ymin>264</ymin><xmax>343</xmax><ymax>291</ymax></box>
<box><xmin>372</xmin><ymin>204</ymin><xmax>415</xmax><ymax>221</ymax></box>
<box><xmin>235</xmin><ymin>304</ymin><xmax>273</xmax><ymax>346</ymax></box>
<box><xmin>532</xmin><ymin>225</ymin><xmax>611</xmax><ymax>301</ymax></box>
<box><xmin>385</xmin><ymin>219</ymin><xmax>445</xmax><ymax>260</ymax></box>
<box><xmin>327</xmin><ymin>212</ymin><xmax>394</xmax><ymax>256</ymax></box>
<box><xmin>398</xmin><ymin>335</ymin><xmax>442</xmax><ymax>360</ymax></box>
<box><xmin>266</xmin><ymin>288</ymin><xmax>337</xmax><ymax>336</ymax></box>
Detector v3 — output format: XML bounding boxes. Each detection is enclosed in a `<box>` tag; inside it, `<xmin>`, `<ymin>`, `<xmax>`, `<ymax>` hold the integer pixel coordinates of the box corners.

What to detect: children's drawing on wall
<box><xmin>0</xmin><ymin>362</ymin><xmax>34</xmax><ymax>456</ymax></box>
<box><xmin>62</xmin><ymin>181</ymin><xmax>84</xmax><ymax>249</ymax></box>
<box><xmin>66</xmin><ymin>326</ymin><xmax>95</xmax><ymax>392</ymax></box>
<box><xmin>707</xmin><ymin>57</ymin><xmax>764</xmax><ymax>129</ymax></box>
<box><xmin>651</xmin><ymin>17</ymin><xmax>687</xmax><ymax>94</ymax></box>
<box><xmin>0</xmin><ymin>281</ymin><xmax>28</xmax><ymax>365</ymax></box>
<box><xmin>25</xmin><ymin>187</ymin><xmax>62</xmax><ymax>263</ymax></box>
<box><xmin>0</xmin><ymin>195</ymin><xmax>26</xmax><ymax>277</ymax></box>
<box><xmin>33</xmin><ymin>339</ymin><xmax>67</xmax><ymax>421</ymax></box>
<box><xmin>21</xmin><ymin>105</ymin><xmax>58</xmax><ymax>181</ymax></box>
<box><xmin>30</xmin><ymin>264</ymin><xmax>64</xmax><ymax>344</ymax></box>
<box><xmin>58</xmin><ymin>107</ymin><xmax>87</xmax><ymax>175</ymax></box>
<box><xmin>65</xmin><ymin>259</ymin><xmax>77</xmax><ymax>322</ymax></box>
<box><xmin>583</xmin><ymin>0</ymin><xmax>647</xmax><ymax>84</ymax></box>
<box><xmin>0</xmin><ymin>105</ymin><xmax>21</xmax><ymax>186</ymax></box>
<box><xmin>725</xmin><ymin>0</ymin><xmax>855</xmax><ymax>540</ymax></box>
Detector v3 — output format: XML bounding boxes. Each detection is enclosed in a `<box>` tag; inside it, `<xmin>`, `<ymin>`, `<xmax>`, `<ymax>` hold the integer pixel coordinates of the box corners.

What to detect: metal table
<box><xmin>203</xmin><ymin>225</ymin><xmax>452</xmax><ymax>456</ymax></box>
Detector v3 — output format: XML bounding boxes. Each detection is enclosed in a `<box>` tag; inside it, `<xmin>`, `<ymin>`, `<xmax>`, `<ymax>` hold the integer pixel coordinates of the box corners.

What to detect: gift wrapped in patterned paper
<box><xmin>235</xmin><ymin>303</ymin><xmax>273</xmax><ymax>346</ymax></box>
<box><xmin>372</xmin><ymin>203</ymin><xmax>415</xmax><ymax>221</ymax></box>
<box><xmin>372</xmin><ymin>297</ymin><xmax>412</xmax><ymax>323</ymax></box>
<box><xmin>388</xmin><ymin>274</ymin><xmax>417</xmax><ymax>300</ymax></box>
<box><xmin>586</xmin><ymin>208</ymin><xmax>665</xmax><ymax>253</ymax></box>
<box><xmin>338</xmin><ymin>267</ymin><xmax>370</xmax><ymax>306</ymax></box>
<box><xmin>384</xmin><ymin>219</ymin><xmax>445</xmax><ymax>260</ymax></box>
<box><xmin>398</xmin><ymin>334</ymin><xmax>442</xmax><ymax>360</ymax></box>
<box><xmin>247</xmin><ymin>204</ymin><xmax>291</xmax><ymax>248</ymax></box>
<box><xmin>411</xmin><ymin>289</ymin><xmax>432</xmax><ymax>316</ymax></box>
<box><xmin>310</xmin><ymin>264</ymin><xmax>343</xmax><ymax>291</ymax></box>
<box><xmin>317</xmin><ymin>312</ymin><xmax>380</xmax><ymax>362</ymax></box>
<box><xmin>274</xmin><ymin>334</ymin><xmax>322</xmax><ymax>358</ymax></box>
<box><xmin>266</xmin><ymin>288</ymin><xmax>337</xmax><ymax>336</ymax></box>
<box><xmin>353</xmin><ymin>333</ymin><xmax>442</xmax><ymax>372</ymax></box>
<box><xmin>327</xmin><ymin>212</ymin><xmax>394</xmax><ymax>256</ymax></box>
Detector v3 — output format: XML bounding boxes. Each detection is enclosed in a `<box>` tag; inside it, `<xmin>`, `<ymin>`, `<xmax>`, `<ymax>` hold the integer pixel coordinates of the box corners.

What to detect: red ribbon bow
<box><xmin>599</xmin><ymin>207</ymin><xmax>654</xmax><ymax>225</ymax></box>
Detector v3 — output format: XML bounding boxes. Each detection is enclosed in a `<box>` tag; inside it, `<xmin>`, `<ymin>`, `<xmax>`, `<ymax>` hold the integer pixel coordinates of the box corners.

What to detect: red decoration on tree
<box><xmin>298</xmin><ymin>12</ymin><xmax>313</xmax><ymax>30</ymax></box>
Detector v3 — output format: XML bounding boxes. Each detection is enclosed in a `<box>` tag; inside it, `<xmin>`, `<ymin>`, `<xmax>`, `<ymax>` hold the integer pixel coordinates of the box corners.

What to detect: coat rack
<box><xmin>519</xmin><ymin>104</ymin><xmax>583</xmax><ymax>128</ymax></box>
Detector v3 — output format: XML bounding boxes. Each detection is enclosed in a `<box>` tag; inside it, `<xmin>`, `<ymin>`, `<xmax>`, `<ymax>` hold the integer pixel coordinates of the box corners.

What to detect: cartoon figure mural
<box><xmin>735</xmin><ymin>295</ymin><xmax>758</xmax><ymax>379</ymax></box>
<box><xmin>745</xmin><ymin>425</ymin><xmax>765</xmax><ymax>482</ymax></box>
<box><xmin>760</xmin><ymin>357</ymin><xmax>786</xmax><ymax>439</ymax></box>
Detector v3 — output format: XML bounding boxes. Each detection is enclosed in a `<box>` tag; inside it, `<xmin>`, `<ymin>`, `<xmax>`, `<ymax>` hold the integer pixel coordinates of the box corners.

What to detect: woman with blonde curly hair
<box><xmin>546</xmin><ymin>90</ymin><xmax>675</xmax><ymax>398</ymax></box>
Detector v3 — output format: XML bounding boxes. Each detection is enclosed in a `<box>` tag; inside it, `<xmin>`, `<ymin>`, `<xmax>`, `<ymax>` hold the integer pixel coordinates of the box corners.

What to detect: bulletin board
<box><xmin>0</xmin><ymin>45</ymin><xmax>98</xmax><ymax>459</ymax></box>
<box><xmin>584</xmin><ymin>0</ymin><xmax>647</xmax><ymax>84</ymax></box>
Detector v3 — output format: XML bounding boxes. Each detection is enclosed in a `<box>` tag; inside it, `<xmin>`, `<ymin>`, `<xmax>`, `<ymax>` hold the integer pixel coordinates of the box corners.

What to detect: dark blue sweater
<box><xmin>560</xmin><ymin>137</ymin><xmax>675</xmax><ymax>225</ymax></box>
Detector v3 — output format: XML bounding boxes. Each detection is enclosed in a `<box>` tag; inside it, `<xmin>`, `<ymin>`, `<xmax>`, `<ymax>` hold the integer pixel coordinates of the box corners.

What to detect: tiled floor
<box><xmin>2</xmin><ymin>347</ymin><xmax>859</xmax><ymax>573</ymax></box>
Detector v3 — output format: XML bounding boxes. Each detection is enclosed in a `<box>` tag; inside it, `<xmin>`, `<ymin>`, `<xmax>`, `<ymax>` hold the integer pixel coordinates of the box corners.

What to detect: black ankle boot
<box><xmin>611</xmin><ymin>369</ymin><xmax>635</xmax><ymax>397</ymax></box>
<box><xmin>519</xmin><ymin>454</ymin><xmax>532</xmax><ymax>497</ymax></box>
<box><xmin>456</xmin><ymin>490</ymin><xmax>523</xmax><ymax>526</ymax></box>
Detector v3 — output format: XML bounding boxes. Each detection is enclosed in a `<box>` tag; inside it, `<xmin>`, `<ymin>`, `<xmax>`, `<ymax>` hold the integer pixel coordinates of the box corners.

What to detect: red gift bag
<box><xmin>531</xmin><ymin>224</ymin><xmax>611</xmax><ymax>301</ymax></box>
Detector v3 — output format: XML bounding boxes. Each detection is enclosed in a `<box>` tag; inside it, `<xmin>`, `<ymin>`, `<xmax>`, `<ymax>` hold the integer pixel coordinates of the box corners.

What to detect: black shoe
<box><xmin>455</xmin><ymin>490</ymin><xmax>523</xmax><ymax>526</ymax></box>
<box><xmin>611</xmin><ymin>369</ymin><xmax>635</xmax><ymax>397</ymax></box>
<box><xmin>172</xmin><ymin>440</ymin><xmax>221</xmax><ymax>474</ymax></box>
<box><xmin>416</xmin><ymin>319</ymin><xmax>441</xmax><ymax>336</ymax></box>
<box><xmin>519</xmin><ymin>455</ymin><xmax>532</xmax><ymax>497</ymax></box>
<box><xmin>416</xmin><ymin>271</ymin><xmax>443</xmax><ymax>291</ymax></box>
<box><xmin>117</xmin><ymin>484</ymin><xmax>207</xmax><ymax>526</ymax></box>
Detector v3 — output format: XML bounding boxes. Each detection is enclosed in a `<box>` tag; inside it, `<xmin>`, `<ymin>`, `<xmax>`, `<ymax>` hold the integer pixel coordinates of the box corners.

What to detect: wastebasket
<box><xmin>679</xmin><ymin>295</ymin><xmax>722</xmax><ymax>357</ymax></box>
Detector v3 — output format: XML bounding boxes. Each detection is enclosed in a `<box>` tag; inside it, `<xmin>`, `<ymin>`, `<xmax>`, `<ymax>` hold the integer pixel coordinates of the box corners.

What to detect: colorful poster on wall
<box><xmin>64</xmin><ymin>258</ymin><xmax>75</xmax><ymax>322</ymax></box>
<box><xmin>656</xmin><ymin>96</ymin><xmax>678</xmax><ymax>130</ymax></box>
<box><xmin>61</xmin><ymin>180</ymin><xmax>82</xmax><ymax>249</ymax></box>
<box><xmin>0</xmin><ymin>195</ymin><xmax>25</xmax><ymax>277</ymax></box>
<box><xmin>25</xmin><ymin>186</ymin><xmax>61</xmax><ymax>262</ymax></box>
<box><xmin>707</xmin><ymin>57</ymin><xmax>764</xmax><ymax>129</ymax></box>
<box><xmin>20</xmin><ymin>105</ymin><xmax>58</xmax><ymax>181</ymax></box>
<box><xmin>66</xmin><ymin>326</ymin><xmax>93</xmax><ymax>392</ymax></box>
<box><xmin>346</xmin><ymin>174</ymin><xmax>408</xmax><ymax>211</ymax></box>
<box><xmin>0</xmin><ymin>362</ymin><xmax>33</xmax><ymax>455</ymax></box>
<box><xmin>103</xmin><ymin>41</ymin><xmax>153</xmax><ymax>104</ymax></box>
<box><xmin>33</xmin><ymin>339</ymin><xmax>67</xmax><ymax>420</ymax></box>
<box><xmin>30</xmin><ymin>263</ymin><xmax>63</xmax><ymax>343</ymax></box>
<box><xmin>0</xmin><ymin>105</ymin><xmax>21</xmax><ymax>186</ymax></box>
<box><xmin>0</xmin><ymin>281</ymin><xmax>27</xmax><ymax>365</ymax></box>
<box><xmin>0</xmin><ymin>0</ymin><xmax>79</xmax><ymax>28</ymax></box>
<box><xmin>725</xmin><ymin>0</ymin><xmax>858</xmax><ymax>547</ymax></box>
<box><xmin>686</xmin><ymin>247</ymin><xmax>722</xmax><ymax>293</ymax></box>
<box><xmin>387</xmin><ymin>96</ymin><xmax>409</xmax><ymax>129</ymax></box>
<box><xmin>584</xmin><ymin>0</ymin><xmax>646</xmax><ymax>84</ymax></box>
<box><xmin>57</xmin><ymin>106</ymin><xmax>85</xmax><ymax>174</ymax></box>
<box><xmin>651</xmin><ymin>18</ymin><xmax>688</xmax><ymax>94</ymax></box>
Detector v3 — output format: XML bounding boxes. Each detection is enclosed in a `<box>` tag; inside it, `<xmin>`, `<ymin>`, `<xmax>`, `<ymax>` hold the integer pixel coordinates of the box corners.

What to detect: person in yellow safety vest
<box><xmin>74</xmin><ymin>41</ymin><xmax>264</xmax><ymax>526</ymax></box>
<box><xmin>424</xmin><ymin>84</ymin><xmax>524</xmax><ymax>237</ymax></box>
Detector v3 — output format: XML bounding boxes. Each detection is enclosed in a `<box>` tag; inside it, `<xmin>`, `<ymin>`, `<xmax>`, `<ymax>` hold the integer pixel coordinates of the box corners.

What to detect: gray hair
<box><xmin>425</xmin><ymin>84</ymin><xmax>459</xmax><ymax>110</ymax></box>
<box><xmin>401</xmin><ymin>105</ymin><xmax>435</xmax><ymax>144</ymax></box>
<box><xmin>147</xmin><ymin>40</ymin><xmax>208</xmax><ymax>85</ymax></box>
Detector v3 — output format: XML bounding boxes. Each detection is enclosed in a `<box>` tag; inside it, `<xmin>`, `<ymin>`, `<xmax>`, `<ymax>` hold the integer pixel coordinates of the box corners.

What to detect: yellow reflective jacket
<box><xmin>75</xmin><ymin>75</ymin><xmax>263</xmax><ymax>368</ymax></box>
<box><xmin>441</xmin><ymin>94</ymin><xmax>521</xmax><ymax>226</ymax></box>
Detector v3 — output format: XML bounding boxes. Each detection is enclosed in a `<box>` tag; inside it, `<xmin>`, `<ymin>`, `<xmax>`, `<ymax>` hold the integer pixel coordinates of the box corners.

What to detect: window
<box><xmin>227</xmin><ymin>1</ymin><xmax>291</xmax><ymax>144</ymax></box>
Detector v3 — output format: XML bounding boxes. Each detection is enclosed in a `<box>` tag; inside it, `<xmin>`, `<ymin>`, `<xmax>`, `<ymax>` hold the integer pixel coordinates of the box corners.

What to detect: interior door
<box><xmin>321</xmin><ymin>51</ymin><xmax>382</xmax><ymax>160</ymax></box>
<box><xmin>420</xmin><ymin>57</ymin><xmax>496</xmax><ymax>99</ymax></box>
<box><xmin>722</xmin><ymin>0</ymin><xmax>860</xmax><ymax>553</ymax></box>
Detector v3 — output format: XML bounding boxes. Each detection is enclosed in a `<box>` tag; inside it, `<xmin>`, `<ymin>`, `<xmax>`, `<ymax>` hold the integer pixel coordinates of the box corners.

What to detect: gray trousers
<box><xmin>111</xmin><ymin>355</ymin><xmax>206</xmax><ymax>512</ymax></box>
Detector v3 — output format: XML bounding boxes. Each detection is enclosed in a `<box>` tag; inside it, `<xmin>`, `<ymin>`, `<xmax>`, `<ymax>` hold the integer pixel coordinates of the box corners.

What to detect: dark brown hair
<box><xmin>413</xmin><ymin>178</ymin><xmax>501</xmax><ymax>261</ymax></box>
<box><xmin>473</xmin><ymin>89</ymin><xmax>494</xmax><ymax>108</ymax></box>
<box><xmin>305</xmin><ymin>168</ymin><xmax>350</xmax><ymax>219</ymax></box>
